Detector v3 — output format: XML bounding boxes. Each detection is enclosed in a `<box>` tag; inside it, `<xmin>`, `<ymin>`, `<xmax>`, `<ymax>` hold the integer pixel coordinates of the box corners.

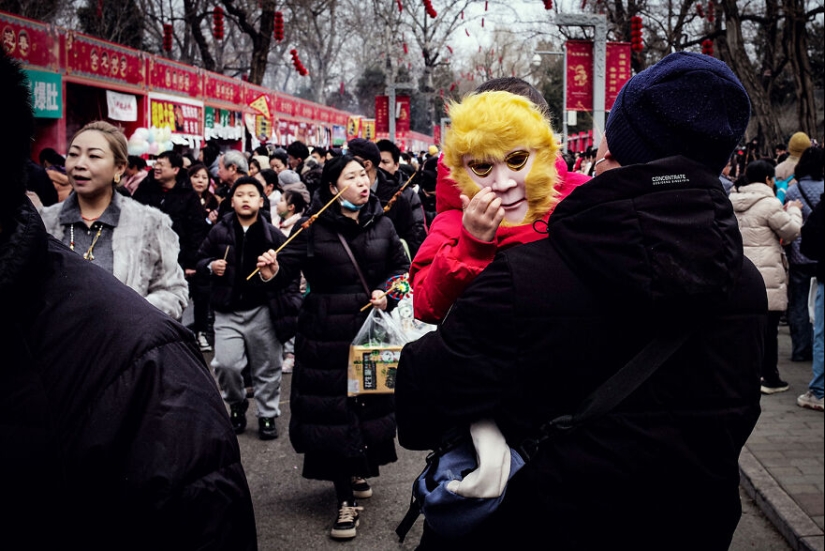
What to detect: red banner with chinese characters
<box><xmin>150</xmin><ymin>97</ymin><xmax>202</xmax><ymax>135</ymax></box>
<box><xmin>605</xmin><ymin>42</ymin><xmax>631</xmax><ymax>111</ymax></box>
<box><xmin>1</xmin><ymin>12</ymin><xmax>58</xmax><ymax>69</ymax></box>
<box><xmin>566</xmin><ymin>40</ymin><xmax>593</xmax><ymax>111</ymax></box>
<box><xmin>204</xmin><ymin>72</ymin><xmax>242</xmax><ymax>106</ymax></box>
<box><xmin>65</xmin><ymin>32</ymin><xmax>144</xmax><ymax>87</ymax></box>
<box><xmin>148</xmin><ymin>57</ymin><xmax>201</xmax><ymax>97</ymax></box>
<box><xmin>396</xmin><ymin>95</ymin><xmax>411</xmax><ymax>133</ymax></box>
<box><xmin>375</xmin><ymin>95</ymin><xmax>389</xmax><ymax>134</ymax></box>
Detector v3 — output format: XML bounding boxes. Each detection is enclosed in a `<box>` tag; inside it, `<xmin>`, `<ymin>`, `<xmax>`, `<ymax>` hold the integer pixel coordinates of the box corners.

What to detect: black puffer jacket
<box><xmin>396</xmin><ymin>156</ymin><xmax>764</xmax><ymax>550</ymax></box>
<box><xmin>374</xmin><ymin>168</ymin><xmax>426</xmax><ymax>259</ymax></box>
<box><xmin>275</xmin><ymin>193</ymin><xmax>409</xmax><ymax>478</ymax></box>
<box><xmin>197</xmin><ymin>213</ymin><xmax>302</xmax><ymax>343</ymax></box>
<box><xmin>0</xmin><ymin>199</ymin><xmax>257</xmax><ymax>550</ymax></box>
<box><xmin>132</xmin><ymin>173</ymin><xmax>209</xmax><ymax>270</ymax></box>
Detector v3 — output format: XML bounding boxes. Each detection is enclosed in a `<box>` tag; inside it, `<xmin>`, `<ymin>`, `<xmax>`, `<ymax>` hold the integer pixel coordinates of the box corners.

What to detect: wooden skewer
<box><xmin>359</xmin><ymin>280</ymin><xmax>402</xmax><ymax>312</ymax></box>
<box><xmin>383</xmin><ymin>170</ymin><xmax>417</xmax><ymax>213</ymax></box>
<box><xmin>246</xmin><ymin>184</ymin><xmax>352</xmax><ymax>281</ymax></box>
<box><xmin>223</xmin><ymin>245</ymin><xmax>230</xmax><ymax>261</ymax></box>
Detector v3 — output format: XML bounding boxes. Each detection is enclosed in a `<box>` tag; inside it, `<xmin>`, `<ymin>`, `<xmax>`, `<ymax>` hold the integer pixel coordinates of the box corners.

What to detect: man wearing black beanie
<box><xmin>395</xmin><ymin>51</ymin><xmax>764</xmax><ymax>550</ymax></box>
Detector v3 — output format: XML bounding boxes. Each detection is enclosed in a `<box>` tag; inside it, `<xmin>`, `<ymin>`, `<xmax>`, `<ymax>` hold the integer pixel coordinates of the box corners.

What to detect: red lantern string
<box><xmin>543</xmin><ymin>0</ymin><xmax>553</xmax><ymax>9</ymax></box>
<box><xmin>446</xmin><ymin>45</ymin><xmax>453</xmax><ymax>54</ymax></box>
<box><xmin>481</xmin><ymin>18</ymin><xmax>485</xmax><ymax>27</ymax></box>
<box><xmin>466</xmin><ymin>28</ymin><xmax>470</xmax><ymax>37</ymax></box>
<box><xmin>403</xmin><ymin>42</ymin><xmax>408</xmax><ymax>54</ymax></box>
<box><xmin>696</xmin><ymin>3</ymin><xmax>704</xmax><ymax>18</ymax></box>
<box><xmin>707</xmin><ymin>0</ymin><xmax>715</xmax><ymax>22</ymax></box>
<box><xmin>485</xmin><ymin>1</ymin><xmax>488</xmax><ymax>10</ymax></box>
<box><xmin>397</xmin><ymin>0</ymin><xmax>403</xmax><ymax>12</ymax></box>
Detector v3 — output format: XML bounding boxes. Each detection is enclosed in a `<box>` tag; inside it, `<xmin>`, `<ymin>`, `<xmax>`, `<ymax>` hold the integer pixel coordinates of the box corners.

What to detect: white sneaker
<box><xmin>282</xmin><ymin>353</ymin><xmax>294</xmax><ymax>374</ymax></box>
<box><xmin>197</xmin><ymin>332</ymin><xmax>212</xmax><ymax>352</ymax></box>
<box><xmin>797</xmin><ymin>390</ymin><xmax>824</xmax><ymax>412</ymax></box>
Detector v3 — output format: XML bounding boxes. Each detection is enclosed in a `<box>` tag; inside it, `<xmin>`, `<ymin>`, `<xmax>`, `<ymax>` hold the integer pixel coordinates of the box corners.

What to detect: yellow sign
<box><xmin>255</xmin><ymin>115</ymin><xmax>271</xmax><ymax>140</ymax></box>
<box><xmin>249</xmin><ymin>94</ymin><xmax>271</xmax><ymax>119</ymax></box>
<box><xmin>362</xmin><ymin>119</ymin><xmax>375</xmax><ymax>140</ymax></box>
<box><xmin>347</xmin><ymin>116</ymin><xmax>361</xmax><ymax>138</ymax></box>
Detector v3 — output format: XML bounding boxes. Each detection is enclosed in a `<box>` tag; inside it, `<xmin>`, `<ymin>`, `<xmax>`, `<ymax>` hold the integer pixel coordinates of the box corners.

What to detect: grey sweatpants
<box><xmin>212</xmin><ymin>306</ymin><xmax>283</xmax><ymax>418</ymax></box>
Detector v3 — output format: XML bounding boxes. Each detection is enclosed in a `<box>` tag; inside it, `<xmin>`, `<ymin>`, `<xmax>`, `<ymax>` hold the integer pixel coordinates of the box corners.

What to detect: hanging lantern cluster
<box><xmin>701</xmin><ymin>38</ymin><xmax>714</xmax><ymax>56</ymax></box>
<box><xmin>397</xmin><ymin>0</ymin><xmax>403</xmax><ymax>12</ymax></box>
<box><xmin>290</xmin><ymin>49</ymin><xmax>308</xmax><ymax>76</ymax></box>
<box><xmin>630</xmin><ymin>16</ymin><xmax>644</xmax><ymax>52</ymax></box>
<box><xmin>273</xmin><ymin>11</ymin><xmax>284</xmax><ymax>42</ymax></box>
<box><xmin>423</xmin><ymin>0</ymin><xmax>437</xmax><ymax>18</ymax></box>
<box><xmin>543</xmin><ymin>0</ymin><xmax>553</xmax><ymax>9</ymax></box>
<box><xmin>707</xmin><ymin>0</ymin><xmax>716</xmax><ymax>23</ymax></box>
<box><xmin>163</xmin><ymin>23</ymin><xmax>173</xmax><ymax>52</ymax></box>
<box><xmin>213</xmin><ymin>7</ymin><xmax>224</xmax><ymax>41</ymax></box>
<box><xmin>696</xmin><ymin>3</ymin><xmax>705</xmax><ymax>17</ymax></box>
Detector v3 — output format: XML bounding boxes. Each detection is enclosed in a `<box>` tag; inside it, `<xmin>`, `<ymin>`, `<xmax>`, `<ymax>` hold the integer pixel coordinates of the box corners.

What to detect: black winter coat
<box><xmin>0</xmin><ymin>199</ymin><xmax>257</xmax><ymax>550</ymax></box>
<box><xmin>197</xmin><ymin>212</ymin><xmax>302</xmax><ymax>343</ymax></box>
<box><xmin>274</xmin><ymin>193</ymin><xmax>410</xmax><ymax>480</ymax></box>
<box><xmin>396</xmin><ymin>156</ymin><xmax>764</xmax><ymax>550</ymax></box>
<box><xmin>132</xmin><ymin>173</ymin><xmax>209</xmax><ymax>270</ymax></box>
<box><xmin>375</xmin><ymin>168</ymin><xmax>426</xmax><ymax>259</ymax></box>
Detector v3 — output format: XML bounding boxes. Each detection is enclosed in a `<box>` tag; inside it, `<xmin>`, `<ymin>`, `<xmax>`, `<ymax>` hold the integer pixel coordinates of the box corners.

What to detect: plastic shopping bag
<box><xmin>348</xmin><ymin>309</ymin><xmax>407</xmax><ymax>396</ymax></box>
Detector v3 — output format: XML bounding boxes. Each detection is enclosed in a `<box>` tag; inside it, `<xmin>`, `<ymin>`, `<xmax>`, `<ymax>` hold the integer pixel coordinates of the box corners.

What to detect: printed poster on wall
<box><xmin>150</xmin><ymin>96</ymin><xmax>203</xmax><ymax>135</ymax></box>
<box><xmin>395</xmin><ymin>96</ymin><xmax>411</xmax><ymax>133</ymax></box>
<box><xmin>106</xmin><ymin>90</ymin><xmax>138</xmax><ymax>121</ymax></box>
<box><xmin>565</xmin><ymin>40</ymin><xmax>593</xmax><ymax>112</ymax></box>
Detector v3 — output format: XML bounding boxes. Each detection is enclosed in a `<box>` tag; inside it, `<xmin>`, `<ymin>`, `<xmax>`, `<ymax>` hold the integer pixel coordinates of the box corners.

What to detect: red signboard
<box><xmin>65</xmin><ymin>32</ymin><xmax>144</xmax><ymax>87</ymax></box>
<box><xmin>277</xmin><ymin>95</ymin><xmax>296</xmax><ymax>117</ymax></box>
<box><xmin>203</xmin><ymin>72</ymin><xmax>242</xmax><ymax>106</ymax></box>
<box><xmin>396</xmin><ymin>95</ymin><xmax>411</xmax><ymax>133</ymax></box>
<box><xmin>148</xmin><ymin>57</ymin><xmax>201</xmax><ymax>97</ymax></box>
<box><xmin>605</xmin><ymin>42</ymin><xmax>632</xmax><ymax>111</ymax></box>
<box><xmin>0</xmin><ymin>12</ymin><xmax>58</xmax><ymax>69</ymax></box>
<box><xmin>375</xmin><ymin>95</ymin><xmax>389</xmax><ymax>134</ymax></box>
<box><xmin>150</xmin><ymin>97</ymin><xmax>203</xmax><ymax>135</ymax></box>
<box><xmin>566</xmin><ymin>40</ymin><xmax>593</xmax><ymax>111</ymax></box>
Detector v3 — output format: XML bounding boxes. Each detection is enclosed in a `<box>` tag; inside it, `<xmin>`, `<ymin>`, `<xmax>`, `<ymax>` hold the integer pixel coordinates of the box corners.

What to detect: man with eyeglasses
<box><xmin>133</xmin><ymin>150</ymin><xmax>208</xmax><ymax>281</ymax></box>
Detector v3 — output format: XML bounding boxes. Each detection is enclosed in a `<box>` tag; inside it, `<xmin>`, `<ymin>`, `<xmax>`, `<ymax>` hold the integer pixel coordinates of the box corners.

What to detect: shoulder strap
<box><xmin>798</xmin><ymin>183</ymin><xmax>815</xmax><ymax>210</ymax></box>
<box><xmin>519</xmin><ymin>331</ymin><xmax>692</xmax><ymax>461</ymax></box>
<box><xmin>337</xmin><ymin>232</ymin><xmax>371</xmax><ymax>296</ymax></box>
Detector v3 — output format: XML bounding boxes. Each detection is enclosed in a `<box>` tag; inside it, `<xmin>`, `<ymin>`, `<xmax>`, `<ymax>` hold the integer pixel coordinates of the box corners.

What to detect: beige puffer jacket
<box><xmin>729</xmin><ymin>183</ymin><xmax>802</xmax><ymax>311</ymax></box>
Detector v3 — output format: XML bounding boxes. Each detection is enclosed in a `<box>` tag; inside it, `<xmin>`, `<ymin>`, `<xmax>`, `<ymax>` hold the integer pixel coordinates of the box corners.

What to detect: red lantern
<box><xmin>397</xmin><ymin>0</ymin><xmax>403</xmax><ymax>11</ymax></box>
<box><xmin>543</xmin><ymin>0</ymin><xmax>553</xmax><ymax>9</ymax></box>
<box><xmin>423</xmin><ymin>0</ymin><xmax>437</xmax><ymax>18</ymax></box>
<box><xmin>273</xmin><ymin>11</ymin><xmax>284</xmax><ymax>42</ymax></box>
<box><xmin>707</xmin><ymin>0</ymin><xmax>715</xmax><ymax>22</ymax></box>
<box><xmin>290</xmin><ymin>49</ymin><xmax>308</xmax><ymax>76</ymax></box>
<box><xmin>701</xmin><ymin>38</ymin><xmax>714</xmax><ymax>56</ymax></box>
<box><xmin>163</xmin><ymin>23</ymin><xmax>173</xmax><ymax>52</ymax></box>
<box><xmin>696</xmin><ymin>3</ymin><xmax>705</xmax><ymax>18</ymax></box>
<box><xmin>630</xmin><ymin>16</ymin><xmax>644</xmax><ymax>52</ymax></box>
<box><xmin>213</xmin><ymin>7</ymin><xmax>224</xmax><ymax>41</ymax></box>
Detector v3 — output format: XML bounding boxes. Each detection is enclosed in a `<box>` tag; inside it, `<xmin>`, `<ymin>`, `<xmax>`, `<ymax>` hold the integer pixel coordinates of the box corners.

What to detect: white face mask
<box><xmin>462</xmin><ymin>149</ymin><xmax>535</xmax><ymax>224</ymax></box>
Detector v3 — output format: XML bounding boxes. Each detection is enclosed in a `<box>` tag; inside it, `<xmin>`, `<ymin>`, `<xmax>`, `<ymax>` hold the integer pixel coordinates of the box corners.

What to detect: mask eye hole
<box><xmin>505</xmin><ymin>150</ymin><xmax>530</xmax><ymax>171</ymax></box>
<box><xmin>468</xmin><ymin>161</ymin><xmax>493</xmax><ymax>177</ymax></box>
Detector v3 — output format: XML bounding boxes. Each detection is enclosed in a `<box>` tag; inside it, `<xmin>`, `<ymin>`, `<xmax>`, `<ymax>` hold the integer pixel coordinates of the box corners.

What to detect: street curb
<box><xmin>739</xmin><ymin>446</ymin><xmax>824</xmax><ymax>551</ymax></box>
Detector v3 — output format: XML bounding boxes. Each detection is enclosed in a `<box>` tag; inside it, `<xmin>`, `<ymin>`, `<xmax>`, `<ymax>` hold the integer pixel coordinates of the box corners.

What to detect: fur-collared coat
<box><xmin>39</xmin><ymin>191</ymin><xmax>189</xmax><ymax>319</ymax></box>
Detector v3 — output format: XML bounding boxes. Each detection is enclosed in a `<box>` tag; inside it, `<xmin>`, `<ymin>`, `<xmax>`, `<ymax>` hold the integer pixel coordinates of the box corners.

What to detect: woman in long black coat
<box><xmin>261</xmin><ymin>155</ymin><xmax>409</xmax><ymax>540</ymax></box>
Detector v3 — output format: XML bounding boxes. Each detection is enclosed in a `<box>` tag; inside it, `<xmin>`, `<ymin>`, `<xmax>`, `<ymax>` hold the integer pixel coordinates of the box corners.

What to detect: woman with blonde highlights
<box><xmin>39</xmin><ymin>121</ymin><xmax>188</xmax><ymax>318</ymax></box>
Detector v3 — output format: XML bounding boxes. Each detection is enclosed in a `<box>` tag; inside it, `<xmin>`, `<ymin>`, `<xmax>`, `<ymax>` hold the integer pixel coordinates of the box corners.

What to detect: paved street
<box><xmin>198</xmin><ymin>325</ymin><xmax>819</xmax><ymax>549</ymax></box>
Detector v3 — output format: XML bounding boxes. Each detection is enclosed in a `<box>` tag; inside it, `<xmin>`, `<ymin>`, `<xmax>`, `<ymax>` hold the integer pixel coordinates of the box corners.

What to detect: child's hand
<box><xmin>461</xmin><ymin>187</ymin><xmax>504</xmax><ymax>242</ymax></box>
<box><xmin>211</xmin><ymin>259</ymin><xmax>227</xmax><ymax>277</ymax></box>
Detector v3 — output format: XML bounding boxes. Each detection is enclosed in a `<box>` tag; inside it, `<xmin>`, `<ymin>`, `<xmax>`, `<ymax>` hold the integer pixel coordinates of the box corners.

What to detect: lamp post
<box><xmin>555</xmin><ymin>13</ymin><xmax>607</xmax><ymax>148</ymax></box>
<box><xmin>531</xmin><ymin>49</ymin><xmax>566</xmax><ymax>151</ymax></box>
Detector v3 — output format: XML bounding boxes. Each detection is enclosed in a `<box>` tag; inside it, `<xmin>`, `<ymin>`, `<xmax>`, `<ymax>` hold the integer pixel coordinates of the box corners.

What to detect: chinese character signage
<box><xmin>106</xmin><ymin>90</ymin><xmax>137</xmax><ymax>121</ymax></box>
<box><xmin>605</xmin><ymin>42</ymin><xmax>631</xmax><ymax>111</ymax></box>
<box><xmin>565</xmin><ymin>40</ymin><xmax>593</xmax><ymax>112</ymax></box>
<box><xmin>362</xmin><ymin>119</ymin><xmax>375</xmax><ymax>140</ymax></box>
<box><xmin>375</xmin><ymin>96</ymin><xmax>389</xmax><ymax>134</ymax></box>
<box><xmin>204</xmin><ymin>72</ymin><xmax>242</xmax><ymax>105</ymax></box>
<box><xmin>150</xmin><ymin>97</ymin><xmax>203</xmax><ymax>135</ymax></box>
<box><xmin>24</xmin><ymin>69</ymin><xmax>61</xmax><ymax>118</ymax></box>
<box><xmin>149</xmin><ymin>58</ymin><xmax>201</xmax><ymax>97</ymax></box>
<box><xmin>1</xmin><ymin>13</ymin><xmax>59</xmax><ymax>69</ymax></box>
<box><xmin>65</xmin><ymin>32</ymin><xmax>144</xmax><ymax>87</ymax></box>
<box><xmin>204</xmin><ymin>106</ymin><xmax>243</xmax><ymax>140</ymax></box>
<box><xmin>346</xmin><ymin>116</ymin><xmax>361</xmax><ymax>139</ymax></box>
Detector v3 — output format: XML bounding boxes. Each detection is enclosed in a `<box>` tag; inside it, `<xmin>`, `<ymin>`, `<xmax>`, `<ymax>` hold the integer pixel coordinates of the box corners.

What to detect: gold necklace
<box><xmin>69</xmin><ymin>223</ymin><xmax>104</xmax><ymax>261</ymax></box>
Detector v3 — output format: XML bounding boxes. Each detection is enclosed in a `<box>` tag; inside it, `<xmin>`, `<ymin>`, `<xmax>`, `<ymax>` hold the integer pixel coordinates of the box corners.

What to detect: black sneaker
<box><xmin>229</xmin><ymin>400</ymin><xmax>249</xmax><ymax>434</ymax></box>
<box><xmin>258</xmin><ymin>417</ymin><xmax>278</xmax><ymax>440</ymax></box>
<box><xmin>351</xmin><ymin>477</ymin><xmax>373</xmax><ymax>499</ymax></box>
<box><xmin>330</xmin><ymin>501</ymin><xmax>363</xmax><ymax>540</ymax></box>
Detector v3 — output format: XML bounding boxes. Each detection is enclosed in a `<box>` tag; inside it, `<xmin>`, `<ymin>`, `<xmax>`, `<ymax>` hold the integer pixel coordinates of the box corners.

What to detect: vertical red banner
<box><xmin>433</xmin><ymin>124</ymin><xmax>441</xmax><ymax>147</ymax></box>
<box><xmin>565</xmin><ymin>40</ymin><xmax>593</xmax><ymax>111</ymax></box>
<box><xmin>375</xmin><ymin>95</ymin><xmax>389</xmax><ymax>133</ymax></box>
<box><xmin>605</xmin><ymin>42</ymin><xmax>632</xmax><ymax>111</ymax></box>
<box><xmin>396</xmin><ymin>95</ymin><xmax>411</xmax><ymax>133</ymax></box>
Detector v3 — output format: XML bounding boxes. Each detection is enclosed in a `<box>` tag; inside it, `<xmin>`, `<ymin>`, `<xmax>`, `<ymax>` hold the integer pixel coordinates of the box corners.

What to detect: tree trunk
<box><xmin>718</xmin><ymin>0</ymin><xmax>784</xmax><ymax>148</ymax></box>
<box><xmin>783</xmin><ymin>0</ymin><xmax>817</xmax><ymax>137</ymax></box>
<box><xmin>183</xmin><ymin>0</ymin><xmax>215</xmax><ymax>72</ymax></box>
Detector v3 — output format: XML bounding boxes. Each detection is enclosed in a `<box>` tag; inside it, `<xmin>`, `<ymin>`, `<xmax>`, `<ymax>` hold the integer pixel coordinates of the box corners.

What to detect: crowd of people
<box><xmin>6</xmin><ymin>42</ymin><xmax>824</xmax><ymax>549</ymax></box>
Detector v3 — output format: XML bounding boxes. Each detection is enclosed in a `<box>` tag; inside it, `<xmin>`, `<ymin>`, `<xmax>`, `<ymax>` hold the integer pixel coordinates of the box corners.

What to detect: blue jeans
<box><xmin>810</xmin><ymin>281</ymin><xmax>824</xmax><ymax>399</ymax></box>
